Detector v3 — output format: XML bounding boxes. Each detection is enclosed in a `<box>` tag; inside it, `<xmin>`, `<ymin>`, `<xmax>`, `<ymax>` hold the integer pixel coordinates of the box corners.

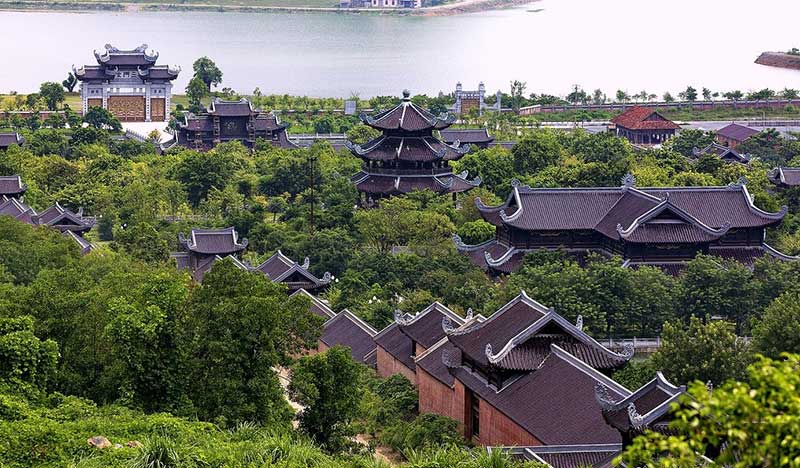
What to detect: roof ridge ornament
<box><xmin>394</xmin><ymin>308</ymin><xmax>412</xmax><ymax>326</ymax></box>
<box><xmin>726</xmin><ymin>176</ymin><xmax>747</xmax><ymax>190</ymax></box>
<box><xmin>402</xmin><ymin>89</ymin><xmax>411</xmax><ymax>101</ymax></box>
<box><xmin>621</xmin><ymin>173</ymin><xmax>636</xmax><ymax>189</ymax></box>
<box><xmin>594</xmin><ymin>383</ymin><xmax>618</xmax><ymax>410</ymax></box>
<box><xmin>510</xmin><ymin>178</ymin><xmax>521</xmax><ymax>187</ymax></box>
<box><xmin>465</xmin><ymin>308</ymin><xmax>474</xmax><ymax>320</ymax></box>
<box><xmin>301</xmin><ymin>257</ymin><xmax>310</xmax><ymax>269</ymax></box>
<box><xmin>575</xmin><ymin>315</ymin><xmax>583</xmax><ymax>331</ymax></box>
<box><xmin>627</xmin><ymin>403</ymin><xmax>645</xmax><ymax>430</ymax></box>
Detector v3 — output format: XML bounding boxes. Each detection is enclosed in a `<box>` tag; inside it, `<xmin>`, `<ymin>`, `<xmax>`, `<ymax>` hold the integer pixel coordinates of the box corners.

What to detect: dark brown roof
<box><xmin>253</xmin><ymin>114</ymin><xmax>288</xmax><ymax>131</ymax></box>
<box><xmin>290</xmin><ymin>288</ymin><xmax>336</xmax><ymax>319</ymax></box>
<box><xmin>696</xmin><ymin>143</ymin><xmax>749</xmax><ymax>163</ymax></box>
<box><xmin>348</xmin><ymin>136</ymin><xmax>469</xmax><ymax>162</ymax></box>
<box><xmin>0</xmin><ymin>133</ymin><xmax>24</xmax><ymax>148</ymax></box>
<box><xmin>0</xmin><ymin>174</ymin><xmax>26</xmax><ymax>195</ymax></box>
<box><xmin>452</xmin><ymin>345</ymin><xmax>630</xmax><ymax>445</ymax></box>
<box><xmin>439</xmin><ymin>128</ymin><xmax>494</xmax><ymax>145</ymax></box>
<box><xmin>374</xmin><ymin>323</ymin><xmax>416</xmax><ymax>370</ymax></box>
<box><xmin>208</xmin><ymin>99</ymin><xmax>254</xmax><ymax>117</ymax></box>
<box><xmin>181</xmin><ymin>115</ymin><xmax>215</xmax><ymax>132</ymax></box>
<box><xmin>396</xmin><ymin>302</ymin><xmax>465</xmax><ymax>349</ymax></box>
<box><xmin>178</xmin><ymin>227</ymin><xmax>248</xmax><ymax>255</ymax></box>
<box><xmin>447</xmin><ymin>291</ymin><xmax>550</xmax><ymax>366</ymax></box>
<box><xmin>35</xmin><ymin>203</ymin><xmax>95</xmax><ymax>233</ymax></box>
<box><xmin>494</xmin><ymin>444</ymin><xmax>622</xmax><ymax>468</ymax></box>
<box><xmin>0</xmin><ymin>196</ymin><xmax>35</xmax><ymax>221</ymax></box>
<box><xmin>254</xmin><ymin>250</ymin><xmax>330</xmax><ymax>289</ymax></box>
<box><xmin>361</xmin><ymin>91</ymin><xmax>455</xmax><ymax>132</ymax></box>
<box><xmin>771</xmin><ymin>167</ymin><xmax>800</xmax><ymax>186</ymax></box>
<box><xmin>320</xmin><ymin>310</ymin><xmax>378</xmax><ymax>363</ymax></box>
<box><xmin>191</xmin><ymin>254</ymin><xmax>250</xmax><ymax>282</ymax></box>
<box><xmin>716</xmin><ymin>123</ymin><xmax>759</xmax><ymax>142</ymax></box>
<box><xmin>415</xmin><ymin>338</ymin><xmax>457</xmax><ymax>387</ymax></box>
<box><xmin>93</xmin><ymin>44</ymin><xmax>158</xmax><ymax>67</ymax></box>
<box><xmin>351</xmin><ymin>171</ymin><xmax>479</xmax><ymax>195</ymax></box>
<box><xmin>611</xmin><ymin>107</ymin><xmax>679</xmax><ymax>130</ymax></box>
<box><xmin>63</xmin><ymin>230</ymin><xmax>94</xmax><ymax>255</ymax></box>
<box><xmin>596</xmin><ymin>372</ymin><xmax>685</xmax><ymax>436</ymax></box>
<box><xmin>477</xmin><ymin>180</ymin><xmax>786</xmax><ymax>234</ymax></box>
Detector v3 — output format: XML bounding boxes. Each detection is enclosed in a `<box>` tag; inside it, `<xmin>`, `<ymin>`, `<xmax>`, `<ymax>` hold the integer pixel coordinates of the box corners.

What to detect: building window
<box><xmin>410</xmin><ymin>339</ymin><xmax>417</xmax><ymax>358</ymax></box>
<box><xmin>470</xmin><ymin>393</ymin><xmax>480</xmax><ymax>437</ymax></box>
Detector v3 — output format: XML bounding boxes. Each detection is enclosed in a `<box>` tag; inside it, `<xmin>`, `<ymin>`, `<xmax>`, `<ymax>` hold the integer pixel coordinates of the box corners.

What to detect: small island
<box><xmin>755</xmin><ymin>49</ymin><xmax>800</xmax><ymax>71</ymax></box>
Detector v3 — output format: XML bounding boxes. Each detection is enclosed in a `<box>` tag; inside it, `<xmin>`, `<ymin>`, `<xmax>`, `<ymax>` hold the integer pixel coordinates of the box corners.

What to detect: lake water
<box><xmin>1</xmin><ymin>0</ymin><xmax>799</xmax><ymax>97</ymax></box>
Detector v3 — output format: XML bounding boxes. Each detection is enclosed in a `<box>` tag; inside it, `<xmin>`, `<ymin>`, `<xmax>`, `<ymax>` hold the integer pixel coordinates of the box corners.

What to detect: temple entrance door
<box><xmin>107</xmin><ymin>96</ymin><xmax>146</xmax><ymax>122</ymax></box>
<box><xmin>151</xmin><ymin>98</ymin><xmax>166</xmax><ymax>122</ymax></box>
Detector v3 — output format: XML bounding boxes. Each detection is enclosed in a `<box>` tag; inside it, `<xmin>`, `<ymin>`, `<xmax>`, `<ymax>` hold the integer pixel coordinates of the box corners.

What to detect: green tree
<box><xmin>38</xmin><ymin>82</ymin><xmax>65</xmax><ymax>111</ymax></box>
<box><xmin>620</xmin><ymin>354</ymin><xmax>800</xmax><ymax>467</ymax></box>
<box><xmin>0</xmin><ymin>316</ymin><xmax>59</xmax><ymax>392</ymax></box>
<box><xmin>289</xmin><ymin>346</ymin><xmax>362</xmax><ymax>451</ymax></box>
<box><xmin>678</xmin><ymin>85</ymin><xmax>698</xmax><ymax>101</ymax></box>
<box><xmin>751</xmin><ymin>290</ymin><xmax>800</xmax><ymax>359</ymax></box>
<box><xmin>509</xmin><ymin>80</ymin><xmax>527</xmax><ymax>112</ymax></box>
<box><xmin>83</xmin><ymin>106</ymin><xmax>121</xmax><ymax>131</ymax></box>
<box><xmin>174</xmin><ymin>149</ymin><xmax>237</xmax><ymax>206</ymax></box>
<box><xmin>511</xmin><ymin>130</ymin><xmax>563</xmax><ymax>175</ymax></box>
<box><xmin>667</xmin><ymin>129</ymin><xmax>716</xmax><ymax>157</ymax></box>
<box><xmin>186</xmin><ymin>76</ymin><xmax>208</xmax><ymax>110</ymax></box>
<box><xmin>192</xmin><ymin>56</ymin><xmax>223</xmax><ymax>92</ymax></box>
<box><xmin>723</xmin><ymin>90</ymin><xmax>744</xmax><ymax>101</ymax></box>
<box><xmin>652</xmin><ymin>317</ymin><xmax>752</xmax><ymax>385</ymax></box>
<box><xmin>26</xmin><ymin>129</ymin><xmax>69</xmax><ymax>156</ymax></box>
<box><xmin>113</xmin><ymin>222</ymin><xmax>169</xmax><ymax>263</ymax></box>
<box><xmin>181</xmin><ymin>260</ymin><xmax>323</xmax><ymax>425</ymax></box>
<box><xmin>615</xmin><ymin>89</ymin><xmax>630</xmax><ymax>102</ymax></box>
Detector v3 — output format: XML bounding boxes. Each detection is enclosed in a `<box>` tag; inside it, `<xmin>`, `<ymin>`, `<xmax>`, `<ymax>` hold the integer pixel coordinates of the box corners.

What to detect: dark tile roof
<box><xmin>181</xmin><ymin>115</ymin><xmax>215</xmax><ymax>132</ymax></box>
<box><xmin>477</xmin><ymin>180</ymin><xmax>786</xmax><ymax>234</ymax></box>
<box><xmin>254</xmin><ymin>250</ymin><xmax>330</xmax><ymax>288</ymax></box>
<box><xmin>696</xmin><ymin>142</ymin><xmax>749</xmax><ymax>163</ymax></box>
<box><xmin>596</xmin><ymin>372</ymin><xmax>685</xmax><ymax>436</ymax></box>
<box><xmin>396</xmin><ymin>302</ymin><xmax>464</xmax><ymax>349</ymax></box>
<box><xmin>35</xmin><ymin>203</ymin><xmax>95</xmax><ymax>233</ymax></box>
<box><xmin>74</xmin><ymin>66</ymin><xmax>110</xmax><ymax>81</ymax></box>
<box><xmin>351</xmin><ymin>171</ymin><xmax>479</xmax><ymax>195</ymax></box>
<box><xmin>611</xmin><ymin>107</ymin><xmax>680</xmax><ymax>130</ymax></box>
<box><xmin>0</xmin><ymin>196</ymin><xmax>35</xmax><ymax>220</ymax></box>
<box><xmin>415</xmin><ymin>338</ymin><xmax>457</xmax><ymax>387</ymax></box>
<box><xmin>447</xmin><ymin>291</ymin><xmax>549</xmax><ymax>366</ymax></box>
<box><xmin>439</xmin><ymin>128</ymin><xmax>494</xmax><ymax>145</ymax></box>
<box><xmin>253</xmin><ymin>114</ymin><xmax>288</xmax><ymax>131</ymax></box>
<box><xmin>63</xmin><ymin>230</ymin><xmax>94</xmax><ymax>255</ymax></box>
<box><xmin>716</xmin><ymin>123</ymin><xmax>759</xmax><ymax>142</ymax></box>
<box><xmin>453</xmin><ymin>345</ymin><xmax>630</xmax><ymax>445</ymax></box>
<box><xmin>771</xmin><ymin>167</ymin><xmax>800</xmax><ymax>186</ymax></box>
<box><xmin>140</xmin><ymin>65</ymin><xmax>179</xmax><ymax>80</ymax></box>
<box><xmin>0</xmin><ymin>133</ymin><xmax>23</xmax><ymax>148</ymax></box>
<box><xmin>320</xmin><ymin>310</ymin><xmax>378</xmax><ymax>363</ymax></box>
<box><xmin>208</xmin><ymin>99</ymin><xmax>254</xmax><ymax>117</ymax></box>
<box><xmin>178</xmin><ymin>227</ymin><xmax>247</xmax><ymax>255</ymax></box>
<box><xmin>192</xmin><ymin>254</ymin><xmax>250</xmax><ymax>282</ymax></box>
<box><xmin>290</xmin><ymin>288</ymin><xmax>336</xmax><ymax>319</ymax></box>
<box><xmin>0</xmin><ymin>174</ymin><xmax>26</xmax><ymax>195</ymax></box>
<box><xmin>348</xmin><ymin>136</ymin><xmax>469</xmax><ymax>162</ymax></box>
<box><xmin>361</xmin><ymin>92</ymin><xmax>455</xmax><ymax>132</ymax></box>
<box><xmin>493</xmin><ymin>444</ymin><xmax>622</xmax><ymax>468</ymax></box>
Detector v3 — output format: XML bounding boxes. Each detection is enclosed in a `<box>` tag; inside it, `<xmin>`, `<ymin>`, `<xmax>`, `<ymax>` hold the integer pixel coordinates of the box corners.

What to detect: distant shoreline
<box><xmin>0</xmin><ymin>0</ymin><xmax>538</xmax><ymax>15</ymax></box>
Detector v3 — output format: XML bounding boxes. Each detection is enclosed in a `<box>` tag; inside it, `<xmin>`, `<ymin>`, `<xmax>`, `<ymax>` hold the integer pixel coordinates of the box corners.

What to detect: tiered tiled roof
<box><xmin>320</xmin><ymin>309</ymin><xmax>378</xmax><ymax>365</ymax></box>
<box><xmin>595</xmin><ymin>372</ymin><xmax>685</xmax><ymax>440</ymax></box>
<box><xmin>178</xmin><ymin>227</ymin><xmax>248</xmax><ymax>256</ymax></box>
<box><xmin>207</xmin><ymin>99</ymin><xmax>256</xmax><ymax>117</ymax></box>
<box><xmin>348</xmin><ymin>90</ymin><xmax>480</xmax><ymax>196</ymax></box>
<box><xmin>716</xmin><ymin>123</ymin><xmax>759</xmax><ymax>142</ymax></box>
<box><xmin>439</xmin><ymin>128</ymin><xmax>494</xmax><ymax>146</ymax></box>
<box><xmin>458</xmin><ymin>176</ymin><xmax>793</xmax><ymax>273</ymax></box>
<box><xmin>374</xmin><ymin>302</ymin><xmax>465</xmax><ymax>372</ymax></box>
<box><xmin>611</xmin><ymin>107</ymin><xmax>680</xmax><ymax>130</ymax></box>
<box><xmin>769</xmin><ymin>167</ymin><xmax>800</xmax><ymax>187</ymax></box>
<box><xmin>417</xmin><ymin>292</ymin><xmax>635</xmax><ymax>446</ymax></box>
<box><xmin>253</xmin><ymin>250</ymin><xmax>331</xmax><ymax>291</ymax></box>
<box><xmin>0</xmin><ymin>175</ymin><xmax>27</xmax><ymax>197</ymax></box>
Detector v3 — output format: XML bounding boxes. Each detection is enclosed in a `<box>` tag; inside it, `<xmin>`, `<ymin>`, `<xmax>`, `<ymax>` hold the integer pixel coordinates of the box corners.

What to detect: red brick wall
<box><xmin>473</xmin><ymin>396</ymin><xmax>542</xmax><ymax>447</ymax></box>
<box><xmin>376</xmin><ymin>346</ymin><xmax>416</xmax><ymax>382</ymax></box>
<box><xmin>417</xmin><ymin>367</ymin><xmax>458</xmax><ymax>421</ymax></box>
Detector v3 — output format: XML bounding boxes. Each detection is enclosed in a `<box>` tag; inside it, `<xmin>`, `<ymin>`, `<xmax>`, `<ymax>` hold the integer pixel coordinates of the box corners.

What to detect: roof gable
<box><xmin>290</xmin><ymin>288</ymin><xmax>335</xmax><ymax>319</ymax></box>
<box><xmin>717</xmin><ymin>123</ymin><xmax>759</xmax><ymax>142</ymax></box>
<box><xmin>611</xmin><ymin>106</ymin><xmax>679</xmax><ymax>130</ymax></box>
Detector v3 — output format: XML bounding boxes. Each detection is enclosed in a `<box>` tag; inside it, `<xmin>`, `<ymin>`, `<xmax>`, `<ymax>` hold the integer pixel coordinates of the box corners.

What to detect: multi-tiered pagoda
<box><xmin>348</xmin><ymin>90</ymin><xmax>480</xmax><ymax>203</ymax></box>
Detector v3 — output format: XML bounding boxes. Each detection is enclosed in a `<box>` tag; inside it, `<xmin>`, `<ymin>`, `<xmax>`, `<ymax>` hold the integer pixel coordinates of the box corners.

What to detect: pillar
<box><xmin>145</xmin><ymin>83</ymin><xmax>152</xmax><ymax>122</ymax></box>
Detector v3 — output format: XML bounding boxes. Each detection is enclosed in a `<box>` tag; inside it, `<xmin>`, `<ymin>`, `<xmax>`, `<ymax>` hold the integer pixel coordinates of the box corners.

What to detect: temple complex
<box><xmin>415</xmin><ymin>291</ymin><xmax>635</xmax><ymax>446</ymax></box>
<box><xmin>456</xmin><ymin>175</ymin><xmax>795</xmax><ymax>275</ymax></box>
<box><xmin>348</xmin><ymin>90</ymin><xmax>481</xmax><ymax>202</ymax></box>
<box><xmin>176</xmin><ymin>98</ymin><xmax>295</xmax><ymax>150</ymax></box>
<box><xmin>451</xmin><ymin>82</ymin><xmax>501</xmax><ymax>116</ymax></box>
<box><xmin>252</xmin><ymin>250</ymin><xmax>331</xmax><ymax>292</ymax></box>
<box><xmin>74</xmin><ymin>44</ymin><xmax>179</xmax><ymax>122</ymax></box>
<box><xmin>609</xmin><ymin>107</ymin><xmax>679</xmax><ymax>145</ymax></box>
<box><xmin>35</xmin><ymin>203</ymin><xmax>96</xmax><ymax>235</ymax></box>
<box><xmin>172</xmin><ymin>227</ymin><xmax>248</xmax><ymax>281</ymax></box>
